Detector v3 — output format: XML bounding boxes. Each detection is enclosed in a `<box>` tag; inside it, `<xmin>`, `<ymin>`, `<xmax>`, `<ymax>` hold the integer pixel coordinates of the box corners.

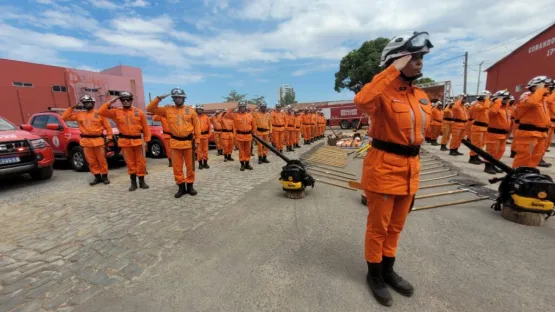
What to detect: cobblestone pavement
<box><xmin>0</xmin><ymin>141</ymin><xmax>323</xmax><ymax>312</ymax></box>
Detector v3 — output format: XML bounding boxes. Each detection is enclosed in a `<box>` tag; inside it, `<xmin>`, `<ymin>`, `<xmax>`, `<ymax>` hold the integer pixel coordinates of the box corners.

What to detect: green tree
<box><xmin>222</xmin><ymin>89</ymin><xmax>247</xmax><ymax>102</ymax></box>
<box><xmin>414</xmin><ymin>77</ymin><xmax>435</xmax><ymax>85</ymax></box>
<box><xmin>249</xmin><ymin>95</ymin><xmax>266</xmax><ymax>105</ymax></box>
<box><xmin>280</xmin><ymin>90</ymin><xmax>297</xmax><ymax>106</ymax></box>
<box><xmin>334</xmin><ymin>37</ymin><xmax>390</xmax><ymax>94</ymax></box>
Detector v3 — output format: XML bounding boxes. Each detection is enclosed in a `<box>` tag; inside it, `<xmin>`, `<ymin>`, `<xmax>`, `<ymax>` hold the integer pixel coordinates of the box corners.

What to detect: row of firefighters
<box><xmin>58</xmin><ymin>89</ymin><xmax>328</xmax><ymax>198</ymax></box>
<box><xmin>423</xmin><ymin>83</ymin><xmax>555</xmax><ymax>174</ymax></box>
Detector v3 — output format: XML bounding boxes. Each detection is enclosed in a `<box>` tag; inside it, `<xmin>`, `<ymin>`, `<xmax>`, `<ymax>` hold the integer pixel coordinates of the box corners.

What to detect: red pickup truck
<box><xmin>0</xmin><ymin>116</ymin><xmax>54</xmax><ymax>180</ymax></box>
<box><xmin>22</xmin><ymin>109</ymin><xmax>122</xmax><ymax>172</ymax></box>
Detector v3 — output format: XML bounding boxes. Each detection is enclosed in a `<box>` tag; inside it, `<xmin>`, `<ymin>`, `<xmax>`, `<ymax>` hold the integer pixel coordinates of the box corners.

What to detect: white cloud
<box><xmin>88</xmin><ymin>0</ymin><xmax>118</xmax><ymax>9</ymax></box>
<box><xmin>75</xmin><ymin>65</ymin><xmax>102</xmax><ymax>72</ymax></box>
<box><xmin>125</xmin><ymin>0</ymin><xmax>150</xmax><ymax>7</ymax></box>
<box><xmin>292</xmin><ymin>64</ymin><xmax>337</xmax><ymax>77</ymax></box>
<box><xmin>111</xmin><ymin>15</ymin><xmax>173</xmax><ymax>33</ymax></box>
<box><xmin>35</xmin><ymin>0</ymin><xmax>54</xmax><ymax>4</ymax></box>
<box><xmin>144</xmin><ymin>73</ymin><xmax>204</xmax><ymax>85</ymax></box>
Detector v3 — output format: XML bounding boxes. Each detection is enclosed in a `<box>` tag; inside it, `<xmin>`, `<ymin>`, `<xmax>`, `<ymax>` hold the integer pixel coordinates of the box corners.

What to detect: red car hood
<box><xmin>0</xmin><ymin>130</ymin><xmax>40</xmax><ymax>142</ymax></box>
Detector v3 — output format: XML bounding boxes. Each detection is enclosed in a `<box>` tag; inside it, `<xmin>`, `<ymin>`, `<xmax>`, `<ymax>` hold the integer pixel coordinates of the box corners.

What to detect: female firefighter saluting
<box><xmin>354</xmin><ymin>32</ymin><xmax>433</xmax><ymax>306</ymax></box>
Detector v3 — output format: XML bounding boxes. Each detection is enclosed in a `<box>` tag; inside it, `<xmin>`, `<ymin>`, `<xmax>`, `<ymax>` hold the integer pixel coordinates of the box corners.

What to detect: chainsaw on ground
<box><xmin>252</xmin><ymin>133</ymin><xmax>315</xmax><ymax>191</ymax></box>
<box><xmin>461</xmin><ymin>139</ymin><xmax>555</xmax><ymax>219</ymax></box>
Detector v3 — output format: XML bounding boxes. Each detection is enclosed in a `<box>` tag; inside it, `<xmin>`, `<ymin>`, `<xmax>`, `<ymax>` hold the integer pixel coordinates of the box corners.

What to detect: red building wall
<box><xmin>485</xmin><ymin>25</ymin><xmax>555</xmax><ymax>99</ymax></box>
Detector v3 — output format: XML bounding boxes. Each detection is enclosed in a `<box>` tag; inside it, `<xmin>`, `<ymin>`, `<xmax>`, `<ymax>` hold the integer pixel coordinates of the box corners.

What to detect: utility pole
<box><xmin>463</xmin><ymin>52</ymin><xmax>468</xmax><ymax>94</ymax></box>
<box><xmin>476</xmin><ymin>61</ymin><xmax>485</xmax><ymax>95</ymax></box>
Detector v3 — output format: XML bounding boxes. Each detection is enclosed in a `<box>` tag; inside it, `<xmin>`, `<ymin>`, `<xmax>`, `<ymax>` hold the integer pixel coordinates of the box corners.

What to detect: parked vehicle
<box><xmin>22</xmin><ymin>109</ymin><xmax>122</xmax><ymax>172</ymax></box>
<box><xmin>319</xmin><ymin>103</ymin><xmax>369</xmax><ymax>129</ymax></box>
<box><xmin>0</xmin><ymin>116</ymin><xmax>54</xmax><ymax>180</ymax></box>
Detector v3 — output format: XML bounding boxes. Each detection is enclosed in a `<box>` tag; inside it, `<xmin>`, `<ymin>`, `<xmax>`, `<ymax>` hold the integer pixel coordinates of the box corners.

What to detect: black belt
<box><xmin>510</xmin><ymin>117</ymin><xmax>515</xmax><ymax>120</ymax></box>
<box><xmin>171</xmin><ymin>134</ymin><xmax>193</xmax><ymax>141</ymax></box>
<box><xmin>515</xmin><ymin>119</ymin><xmax>520</xmax><ymax>124</ymax></box>
<box><xmin>295</xmin><ymin>127</ymin><xmax>301</xmax><ymax>129</ymax></box>
<box><xmin>433</xmin><ymin>119</ymin><xmax>442</xmax><ymax>123</ymax></box>
<box><xmin>551</xmin><ymin>118</ymin><xmax>555</xmax><ymax>122</ymax></box>
<box><xmin>444</xmin><ymin>117</ymin><xmax>454</xmax><ymax>121</ymax></box>
<box><xmin>237</xmin><ymin>130</ymin><xmax>252</xmax><ymax>135</ymax></box>
<box><xmin>272</xmin><ymin>125</ymin><xmax>284</xmax><ymax>127</ymax></box>
<box><xmin>214</xmin><ymin>130</ymin><xmax>222</xmax><ymax>132</ymax></box>
<box><xmin>119</xmin><ymin>134</ymin><xmax>142</xmax><ymax>139</ymax></box>
<box><xmin>473</xmin><ymin>121</ymin><xmax>488</xmax><ymax>127</ymax></box>
<box><xmin>518</xmin><ymin>124</ymin><xmax>548</xmax><ymax>133</ymax></box>
<box><xmin>487</xmin><ymin>127</ymin><xmax>509</xmax><ymax>135</ymax></box>
<box><xmin>222</xmin><ymin>129</ymin><xmax>233</xmax><ymax>133</ymax></box>
<box><xmin>201</xmin><ymin>131</ymin><xmax>209</xmax><ymax>135</ymax></box>
<box><xmin>371</xmin><ymin>138</ymin><xmax>420</xmax><ymax>157</ymax></box>
<box><xmin>303</xmin><ymin>123</ymin><xmax>311</xmax><ymax>125</ymax></box>
<box><xmin>257</xmin><ymin>128</ymin><xmax>269</xmax><ymax>132</ymax></box>
<box><xmin>163</xmin><ymin>131</ymin><xmax>172</xmax><ymax>135</ymax></box>
<box><xmin>469</xmin><ymin>118</ymin><xmax>474</xmax><ymax>121</ymax></box>
<box><xmin>80</xmin><ymin>134</ymin><xmax>103</xmax><ymax>138</ymax></box>
<box><xmin>453</xmin><ymin>118</ymin><xmax>467</xmax><ymax>123</ymax></box>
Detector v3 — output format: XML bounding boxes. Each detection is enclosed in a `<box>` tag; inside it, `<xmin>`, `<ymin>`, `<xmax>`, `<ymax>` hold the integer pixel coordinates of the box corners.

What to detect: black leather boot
<box><xmin>168</xmin><ymin>158</ymin><xmax>172</xmax><ymax>167</ymax></box>
<box><xmin>186</xmin><ymin>183</ymin><xmax>197</xmax><ymax>196</ymax></box>
<box><xmin>440</xmin><ymin>144</ymin><xmax>448</xmax><ymax>151</ymax></box>
<box><xmin>240</xmin><ymin>161</ymin><xmax>245</xmax><ymax>171</ymax></box>
<box><xmin>203</xmin><ymin>160</ymin><xmax>210</xmax><ymax>169</ymax></box>
<box><xmin>90</xmin><ymin>174</ymin><xmax>103</xmax><ymax>186</ymax></box>
<box><xmin>129</xmin><ymin>174</ymin><xmax>138</xmax><ymax>192</ymax></box>
<box><xmin>510</xmin><ymin>150</ymin><xmax>516</xmax><ymax>158</ymax></box>
<box><xmin>228</xmin><ymin>154</ymin><xmax>234</xmax><ymax>161</ymax></box>
<box><xmin>198</xmin><ymin>161</ymin><xmax>204</xmax><ymax>170</ymax></box>
<box><xmin>484</xmin><ymin>163</ymin><xmax>497</xmax><ymax>175</ymax></box>
<box><xmin>539</xmin><ymin>158</ymin><xmax>552</xmax><ymax>168</ymax></box>
<box><xmin>258</xmin><ymin>156</ymin><xmax>263</xmax><ymax>164</ymax></box>
<box><xmin>382</xmin><ymin>256</ymin><xmax>414</xmax><ymax>297</ymax></box>
<box><xmin>431</xmin><ymin>140</ymin><xmax>439</xmax><ymax>146</ymax></box>
<box><xmin>262</xmin><ymin>156</ymin><xmax>270</xmax><ymax>163</ymax></box>
<box><xmin>101</xmin><ymin>174</ymin><xmax>110</xmax><ymax>185</ymax></box>
<box><xmin>174</xmin><ymin>183</ymin><xmax>186</xmax><ymax>198</ymax></box>
<box><xmin>245</xmin><ymin>161</ymin><xmax>253</xmax><ymax>170</ymax></box>
<box><xmin>367</xmin><ymin>262</ymin><xmax>393</xmax><ymax>306</ymax></box>
<box><xmin>138</xmin><ymin>176</ymin><xmax>149</xmax><ymax>189</ymax></box>
<box><xmin>218</xmin><ymin>149</ymin><xmax>222</xmax><ymax>156</ymax></box>
<box><xmin>468</xmin><ymin>155</ymin><xmax>482</xmax><ymax>165</ymax></box>
<box><xmin>449</xmin><ymin>149</ymin><xmax>459</xmax><ymax>156</ymax></box>
<box><xmin>425</xmin><ymin>137</ymin><xmax>431</xmax><ymax>143</ymax></box>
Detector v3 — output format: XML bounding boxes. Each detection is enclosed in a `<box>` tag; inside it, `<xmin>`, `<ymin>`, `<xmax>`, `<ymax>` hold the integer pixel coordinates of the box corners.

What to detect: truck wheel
<box><xmin>351</xmin><ymin>120</ymin><xmax>359</xmax><ymax>129</ymax></box>
<box><xmin>69</xmin><ymin>146</ymin><xmax>89</xmax><ymax>172</ymax></box>
<box><xmin>340</xmin><ymin>120</ymin><xmax>350</xmax><ymax>129</ymax></box>
<box><xmin>30</xmin><ymin>165</ymin><xmax>54</xmax><ymax>181</ymax></box>
<box><xmin>149</xmin><ymin>139</ymin><xmax>165</xmax><ymax>158</ymax></box>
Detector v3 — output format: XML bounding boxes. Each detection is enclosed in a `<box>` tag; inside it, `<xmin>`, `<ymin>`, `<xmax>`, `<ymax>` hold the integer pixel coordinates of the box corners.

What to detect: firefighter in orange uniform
<box><xmin>542</xmin><ymin>84</ymin><xmax>555</xmax><ymax>166</ymax></box>
<box><xmin>194</xmin><ymin>105</ymin><xmax>211</xmax><ymax>169</ymax></box>
<box><xmin>252</xmin><ymin>102</ymin><xmax>272</xmax><ymax>164</ymax></box>
<box><xmin>220</xmin><ymin>110</ymin><xmax>235</xmax><ymax>162</ymax></box>
<box><xmin>510</xmin><ymin>93</ymin><xmax>527</xmax><ymax>158</ymax></box>
<box><xmin>512</xmin><ymin>76</ymin><xmax>552</xmax><ymax>168</ymax></box>
<box><xmin>448</xmin><ymin>94</ymin><xmax>469</xmax><ymax>156</ymax></box>
<box><xmin>465</xmin><ymin>101</ymin><xmax>474</xmax><ymax>140</ymax></box>
<box><xmin>270</xmin><ymin>104</ymin><xmax>286</xmax><ymax>152</ymax></box>
<box><xmin>210</xmin><ymin>110</ymin><xmax>223</xmax><ymax>156</ymax></box>
<box><xmin>294</xmin><ymin>109</ymin><xmax>302</xmax><ymax>147</ymax></box>
<box><xmin>318</xmin><ymin>111</ymin><xmax>326</xmax><ymax>139</ymax></box>
<box><xmin>226</xmin><ymin>101</ymin><xmax>256</xmax><ymax>170</ymax></box>
<box><xmin>310</xmin><ymin>108</ymin><xmax>318</xmax><ymax>141</ymax></box>
<box><xmin>285</xmin><ymin>106</ymin><xmax>296</xmax><ymax>151</ymax></box>
<box><xmin>147</xmin><ymin>88</ymin><xmax>201</xmax><ymax>198</ymax></box>
<box><xmin>424</xmin><ymin>101</ymin><xmax>435</xmax><ymax>143</ymax></box>
<box><xmin>354</xmin><ymin>32</ymin><xmax>433</xmax><ymax>306</ymax></box>
<box><xmin>152</xmin><ymin>114</ymin><xmax>172</xmax><ymax>167</ymax></box>
<box><xmin>440</xmin><ymin>100</ymin><xmax>454</xmax><ymax>150</ymax></box>
<box><xmin>484</xmin><ymin>90</ymin><xmax>512</xmax><ymax>174</ymax></box>
<box><xmin>61</xmin><ymin>95</ymin><xmax>113</xmax><ymax>186</ymax></box>
<box><xmin>468</xmin><ymin>91</ymin><xmax>491</xmax><ymax>164</ymax></box>
<box><xmin>301</xmin><ymin>108</ymin><xmax>312</xmax><ymax>144</ymax></box>
<box><xmin>429</xmin><ymin>101</ymin><xmax>443</xmax><ymax>145</ymax></box>
<box><xmin>98</xmin><ymin>91</ymin><xmax>151</xmax><ymax>191</ymax></box>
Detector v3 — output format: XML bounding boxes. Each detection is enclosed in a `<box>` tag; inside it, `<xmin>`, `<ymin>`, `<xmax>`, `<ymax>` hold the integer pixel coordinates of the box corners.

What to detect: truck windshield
<box><xmin>0</xmin><ymin>117</ymin><xmax>17</xmax><ymax>131</ymax></box>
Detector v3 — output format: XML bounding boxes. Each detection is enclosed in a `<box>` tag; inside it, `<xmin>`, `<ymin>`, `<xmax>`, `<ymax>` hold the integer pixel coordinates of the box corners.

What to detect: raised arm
<box><xmin>97</xmin><ymin>98</ymin><xmax>120</xmax><ymax>119</ymax></box>
<box><xmin>140</xmin><ymin>111</ymin><xmax>151</xmax><ymax>142</ymax></box>
<box><xmin>146</xmin><ymin>94</ymin><xmax>170</xmax><ymax>116</ymax></box>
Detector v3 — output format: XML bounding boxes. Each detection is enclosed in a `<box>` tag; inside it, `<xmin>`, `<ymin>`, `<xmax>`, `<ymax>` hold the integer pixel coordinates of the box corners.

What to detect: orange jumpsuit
<box><xmin>61</xmin><ymin>108</ymin><xmax>112</xmax><ymax>175</ymax></box>
<box><xmin>146</xmin><ymin>98</ymin><xmax>201</xmax><ymax>184</ymax></box>
<box><xmin>270</xmin><ymin>110</ymin><xmax>286</xmax><ymax>150</ymax></box>
<box><xmin>440</xmin><ymin>106</ymin><xmax>453</xmax><ymax>146</ymax></box>
<box><xmin>286</xmin><ymin>112</ymin><xmax>296</xmax><ymax>148</ymax></box>
<box><xmin>294</xmin><ymin>114</ymin><xmax>302</xmax><ymax>145</ymax></box>
<box><xmin>318</xmin><ymin>114</ymin><xmax>325</xmax><ymax>137</ymax></box>
<box><xmin>465</xmin><ymin>104</ymin><xmax>474</xmax><ymax>140</ymax></box>
<box><xmin>311</xmin><ymin>113</ymin><xmax>318</xmax><ymax>140</ymax></box>
<box><xmin>210</xmin><ymin>114</ymin><xmax>223</xmax><ymax>152</ymax></box>
<box><xmin>197</xmin><ymin>114</ymin><xmax>211</xmax><ymax>161</ymax></box>
<box><xmin>429</xmin><ymin>107</ymin><xmax>443</xmax><ymax>141</ymax></box>
<box><xmin>512</xmin><ymin>87</ymin><xmax>551</xmax><ymax>168</ymax></box>
<box><xmin>469</xmin><ymin>99</ymin><xmax>491</xmax><ymax>157</ymax></box>
<box><xmin>227</xmin><ymin>109</ymin><xmax>256</xmax><ymax>162</ymax></box>
<box><xmin>354</xmin><ymin>65</ymin><xmax>431</xmax><ymax>263</ymax></box>
<box><xmin>545</xmin><ymin>93</ymin><xmax>555</xmax><ymax>153</ymax></box>
<box><xmin>510</xmin><ymin>102</ymin><xmax>522</xmax><ymax>154</ymax></box>
<box><xmin>301</xmin><ymin>112</ymin><xmax>312</xmax><ymax>143</ymax></box>
<box><xmin>485</xmin><ymin>100</ymin><xmax>511</xmax><ymax>160</ymax></box>
<box><xmin>220</xmin><ymin>115</ymin><xmax>235</xmax><ymax>156</ymax></box>
<box><xmin>98</xmin><ymin>102</ymin><xmax>151</xmax><ymax>177</ymax></box>
<box><xmin>449</xmin><ymin>99</ymin><xmax>468</xmax><ymax>150</ymax></box>
<box><xmin>252</xmin><ymin>111</ymin><xmax>272</xmax><ymax>157</ymax></box>
<box><xmin>153</xmin><ymin>115</ymin><xmax>171</xmax><ymax>160</ymax></box>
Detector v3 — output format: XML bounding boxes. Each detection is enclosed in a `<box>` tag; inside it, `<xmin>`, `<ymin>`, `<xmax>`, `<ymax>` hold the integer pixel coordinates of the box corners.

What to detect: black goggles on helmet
<box><xmin>406</xmin><ymin>32</ymin><xmax>433</xmax><ymax>52</ymax></box>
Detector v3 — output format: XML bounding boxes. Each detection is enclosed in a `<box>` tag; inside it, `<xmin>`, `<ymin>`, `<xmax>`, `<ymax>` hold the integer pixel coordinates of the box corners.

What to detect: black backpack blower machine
<box><xmin>252</xmin><ymin>133</ymin><xmax>315</xmax><ymax>196</ymax></box>
<box><xmin>462</xmin><ymin>139</ymin><xmax>555</xmax><ymax>219</ymax></box>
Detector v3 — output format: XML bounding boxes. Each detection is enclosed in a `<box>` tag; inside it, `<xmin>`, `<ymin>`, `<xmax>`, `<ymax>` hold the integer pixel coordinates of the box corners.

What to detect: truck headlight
<box><xmin>30</xmin><ymin>139</ymin><xmax>47</xmax><ymax>149</ymax></box>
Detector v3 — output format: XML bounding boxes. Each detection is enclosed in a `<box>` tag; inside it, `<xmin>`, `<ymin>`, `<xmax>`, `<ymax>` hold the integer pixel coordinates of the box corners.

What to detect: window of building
<box><xmin>12</xmin><ymin>82</ymin><xmax>33</xmax><ymax>87</ymax></box>
<box><xmin>108</xmin><ymin>90</ymin><xmax>121</xmax><ymax>96</ymax></box>
<box><xmin>52</xmin><ymin>85</ymin><xmax>67</xmax><ymax>92</ymax></box>
<box><xmin>31</xmin><ymin>115</ymin><xmax>48</xmax><ymax>129</ymax></box>
<box><xmin>84</xmin><ymin>88</ymin><xmax>99</xmax><ymax>92</ymax></box>
<box><xmin>515</xmin><ymin>85</ymin><xmax>523</xmax><ymax>92</ymax></box>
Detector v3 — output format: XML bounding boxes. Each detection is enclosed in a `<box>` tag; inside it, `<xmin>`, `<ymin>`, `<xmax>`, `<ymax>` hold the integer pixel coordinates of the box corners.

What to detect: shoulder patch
<box><xmin>419</xmin><ymin>98</ymin><xmax>429</xmax><ymax>105</ymax></box>
<box><xmin>185</xmin><ymin>108</ymin><xmax>190</xmax><ymax>114</ymax></box>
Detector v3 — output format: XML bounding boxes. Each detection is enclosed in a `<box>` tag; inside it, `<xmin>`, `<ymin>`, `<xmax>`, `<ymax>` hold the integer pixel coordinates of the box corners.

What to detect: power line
<box><xmin>427</xmin><ymin>54</ymin><xmax>465</xmax><ymax>68</ymax></box>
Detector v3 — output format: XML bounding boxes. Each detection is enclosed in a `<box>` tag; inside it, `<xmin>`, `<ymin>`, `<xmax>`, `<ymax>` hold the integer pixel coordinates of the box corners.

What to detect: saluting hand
<box><xmin>393</xmin><ymin>55</ymin><xmax>412</xmax><ymax>71</ymax></box>
<box><xmin>158</xmin><ymin>94</ymin><xmax>171</xmax><ymax>100</ymax></box>
<box><xmin>109</xmin><ymin>97</ymin><xmax>119</xmax><ymax>105</ymax></box>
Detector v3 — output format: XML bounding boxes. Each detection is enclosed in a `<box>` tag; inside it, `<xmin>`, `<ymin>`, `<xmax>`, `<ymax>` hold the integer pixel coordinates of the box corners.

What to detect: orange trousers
<box><xmin>295</xmin><ymin>129</ymin><xmax>301</xmax><ymax>144</ymax></box>
<box><xmin>466</xmin><ymin>123</ymin><xmax>472</xmax><ymax>140</ymax></box>
<box><xmin>510</xmin><ymin>123</ymin><xmax>518</xmax><ymax>152</ymax></box>
<box><xmin>365</xmin><ymin>191</ymin><xmax>413</xmax><ymax>263</ymax></box>
<box><xmin>84</xmin><ymin>146</ymin><xmax>108</xmax><ymax>175</ymax></box>
<box><xmin>172</xmin><ymin>148</ymin><xmax>194</xmax><ymax>184</ymax></box>
<box><xmin>221</xmin><ymin>136</ymin><xmax>234</xmax><ymax>155</ymax></box>
<box><xmin>214</xmin><ymin>132</ymin><xmax>221</xmax><ymax>150</ymax></box>
<box><xmin>196</xmin><ymin>138</ymin><xmax>209</xmax><ymax>161</ymax></box>
<box><xmin>440</xmin><ymin>123</ymin><xmax>452</xmax><ymax>145</ymax></box>
<box><xmin>163</xmin><ymin>138</ymin><xmax>171</xmax><ymax>160</ymax></box>
<box><xmin>287</xmin><ymin>129</ymin><xmax>296</xmax><ymax>147</ymax></box>
<box><xmin>238</xmin><ymin>140</ymin><xmax>252</xmax><ymax>161</ymax></box>
<box><xmin>122</xmin><ymin>145</ymin><xmax>147</xmax><ymax>176</ymax></box>
<box><xmin>257</xmin><ymin>133</ymin><xmax>270</xmax><ymax>156</ymax></box>
<box><xmin>303</xmin><ymin>126</ymin><xmax>311</xmax><ymax>141</ymax></box>
<box><xmin>425</xmin><ymin>125</ymin><xmax>432</xmax><ymax>139</ymax></box>
<box><xmin>469</xmin><ymin>131</ymin><xmax>486</xmax><ymax>157</ymax></box>
<box><xmin>449</xmin><ymin>127</ymin><xmax>465</xmax><ymax>150</ymax></box>
<box><xmin>546</xmin><ymin>128</ymin><xmax>554</xmax><ymax>152</ymax></box>
<box><xmin>485</xmin><ymin>138</ymin><xmax>507</xmax><ymax>160</ymax></box>
<box><xmin>430</xmin><ymin>125</ymin><xmax>442</xmax><ymax>140</ymax></box>
<box><xmin>512</xmin><ymin>137</ymin><xmax>547</xmax><ymax>168</ymax></box>
<box><xmin>273</xmin><ymin>131</ymin><xmax>285</xmax><ymax>150</ymax></box>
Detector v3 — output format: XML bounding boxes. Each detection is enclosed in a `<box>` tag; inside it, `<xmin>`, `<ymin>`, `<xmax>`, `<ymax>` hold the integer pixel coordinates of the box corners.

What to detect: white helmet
<box><xmin>477</xmin><ymin>91</ymin><xmax>489</xmax><ymax>101</ymax></box>
<box><xmin>380</xmin><ymin>31</ymin><xmax>433</xmax><ymax>67</ymax></box>
<box><xmin>80</xmin><ymin>94</ymin><xmax>95</xmax><ymax>103</ymax></box>
<box><xmin>527</xmin><ymin>76</ymin><xmax>552</xmax><ymax>90</ymax></box>
<box><xmin>195</xmin><ymin>104</ymin><xmax>204</xmax><ymax>110</ymax></box>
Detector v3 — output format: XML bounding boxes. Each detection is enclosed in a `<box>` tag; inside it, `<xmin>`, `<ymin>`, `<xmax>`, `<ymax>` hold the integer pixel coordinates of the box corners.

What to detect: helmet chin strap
<box><xmin>400</xmin><ymin>72</ymin><xmax>423</xmax><ymax>83</ymax></box>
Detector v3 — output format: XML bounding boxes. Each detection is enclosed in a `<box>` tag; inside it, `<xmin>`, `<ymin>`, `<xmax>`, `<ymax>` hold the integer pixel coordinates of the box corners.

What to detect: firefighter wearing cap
<box><xmin>226</xmin><ymin>101</ymin><xmax>256</xmax><ymax>171</ymax></box>
<box><xmin>285</xmin><ymin>106</ymin><xmax>296</xmax><ymax>152</ymax></box>
<box><xmin>62</xmin><ymin>95</ymin><xmax>113</xmax><ymax>186</ymax></box>
<box><xmin>195</xmin><ymin>105</ymin><xmax>211</xmax><ymax>169</ymax></box>
<box><xmin>510</xmin><ymin>92</ymin><xmax>529</xmax><ymax>158</ymax></box>
<box><xmin>147</xmin><ymin>88</ymin><xmax>201</xmax><ymax>198</ymax></box>
<box><xmin>354</xmin><ymin>31</ymin><xmax>433</xmax><ymax>306</ymax></box>
<box><xmin>220</xmin><ymin>110</ymin><xmax>235</xmax><ymax>162</ymax></box>
<box><xmin>310</xmin><ymin>108</ymin><xmax>318</xmax><ymax>141</ymax></box>
<box><xmin>484</xmin><ymin>90</ymin><xmax>512</xmax><ymax>174</ymax></box>
<box><xmin>152</xmin><ymin>114</ymin><xmax>172</xmax><ymax>167</ymax></box>
<box><xmin>252</xmin><ymin>102</ymin><xmax>272</xmax><ymax>164</ymax></box>
<box><xmin>318</xmin><ymin>111</ymin><xmax>326</xmax><ymax>139</ymax></box>
<box><xmin>429</xmin><ymin>101</ymin><xmax>443</xmax><ymax>145</ymax></box>
<box><xmin>294</xmin><ymin>109</ymin><xmax>302</xmax><ymax>148</ymax></box>
<box><xmin>98</xmin><ymin>91</ymin><xmax>151</xmax><ymax>191</ymax></box>
<box><xmin>440</xmin><ymin>100</ymin><xmax>454</xmax><ymax>150</ymax></box>
<box><xmin>301</xmin><ymin>108</ymin><xmax>312</xmax><ymax>144</ymax></box>
<box><xmin>468</xmin><ymin>91</ymin><xmax>492</xmax><ymax>164</ymax></box>
<box><xmin>271</xmin><ymin>103</ymin><xmax>286</xmax><ymax>152</ymax></box>
<box><xmin>210</xmin><ymin>110</ymin><xmax>223</xmax><ymax>156</ymax></box>
<box><xmin>448</xmin><ymin>94</ymin><xmax>469</xmax><ymax>156</ymax></box>
<box><xmin>512</xmin><ymin>76</ymin><xmax>552</xmax><ymax>168</ymax></box>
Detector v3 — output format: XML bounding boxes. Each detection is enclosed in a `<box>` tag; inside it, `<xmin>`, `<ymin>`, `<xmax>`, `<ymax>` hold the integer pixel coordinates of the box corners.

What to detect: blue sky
<box><xmin>1</xmin><ymin>0</ymin><xmax>553</xmax><ymax>106</ymax></box>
